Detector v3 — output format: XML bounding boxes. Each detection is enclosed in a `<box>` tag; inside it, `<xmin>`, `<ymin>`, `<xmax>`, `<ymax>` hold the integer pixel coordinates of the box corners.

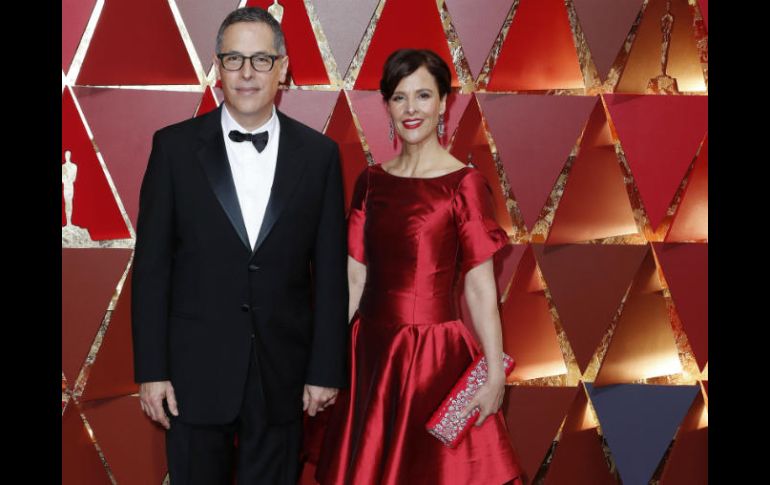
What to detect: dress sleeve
<box><xmin>453</xmin><ymin>169</ymin><xmax>508</xmax><ymax>273</ymax></box>
<box><xmin>347</xmin><ymin>167</ymin><xmax>369</xmax><ymax>264</ymax></box>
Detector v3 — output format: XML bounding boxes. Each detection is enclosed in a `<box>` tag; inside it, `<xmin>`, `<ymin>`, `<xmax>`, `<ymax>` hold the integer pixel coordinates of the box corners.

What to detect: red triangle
<box><xmin>544</xmin><ymin>383</ymin><xmax>618</xmax><ymax>485</ymax></box>
<box><xmin>486</xmin><ymin>0</ymin><xmax>584</xmax><ymax>91</ymax></box>
<box><xmin>195</xmin><ymin>85</ymin><xmax>220</xmax><ymax>117</ymax></box>
<box><xmin>82</xmin><ymin>396</ymin><xmax>168</xmax><ymax>484</ymax></box>
<box><xmin>248</xmin><ymin>0</ymin><xmax>330</xmax><ymax>85</ymax></box>
<box><xmin>476</xmin><ymin>93</ymin><xmax>596</xmax><ymax>231</ymax></box>
<box><xmin>449</xmin><ymin>95</ymin><xmax>514</xmax><ymax>235</ymax></box>
<box><xmin>503</xmin><ymin>386</ymin><xmax>579</xmax><ymax>482</ymax></box>
<box><xmin>76</xmin><ymin>0</ymin><xmax>198</xmax><ymax>85</ymax></box>
<box><xmin>276</xmin><ymin>89</ymin><xmax>339</xmax><ymax>133</ymax></box>
<box><xmin>62</xmin><ymin>402</ymin><xmax>112</xmax><ymax>485</ymax></box>
<box><xmin>323</xmin><ymin>92</ymin><xmax>369</xmax><ymax>212</ymax></box>
<box><xmin>652</xmin><ymin>243</ymin><xmax>708</xmax><ymax>370</ymax></box>
<box><xmin>532</xmin><ymin>243</ymin><xmax>648</xmax><ymax>372</ymax></box>
<box><xmin>62</xmin><ymin>249</ymin><xmax>132</xmax><ymax>384</ymax></box>
<box><xmin>62</xmin><ymin>88</ymin><xmax>130</xmax><ymax>240</ymax></box>
<box><xmin>62</xmin><ymin>0</ymin><xmax>97</xmax><ymax>73</ymax></box>
<box><xmin>353</xmin><ymin>0</ymin><xmax>458</xmax><ymax>90</ymax></box>
<box><xmin>604</xmin><ymin>94</ymin><xmax>707</xmax><ymax>229</ymax></box>
<box><xmin>73</xmin><ymin>87</ymin><xmax>201</xmax><ymax>226</ymax></box>
<box><xmin>666</xmin><ymin>135</ymin><xmax>707</xmax><ymax>242</ymax></box>
<box><xmin>81</xmin><ymin>270</ymin><xmax>139</xmax><ymax>402</ymax></box>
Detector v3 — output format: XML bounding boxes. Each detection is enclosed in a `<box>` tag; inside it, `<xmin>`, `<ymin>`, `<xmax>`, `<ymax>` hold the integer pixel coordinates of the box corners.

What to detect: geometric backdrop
<box><xmin>62</xmin><ymin>0</ymin><xmax>708</xmax><ymax>483</ymax></box>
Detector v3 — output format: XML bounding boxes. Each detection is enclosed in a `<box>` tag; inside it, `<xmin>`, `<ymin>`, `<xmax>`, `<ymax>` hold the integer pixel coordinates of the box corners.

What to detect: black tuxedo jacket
<box><xmin>131</xmin><ymin>106</ymin><xmax>348</xmax><ymax>425</ymax></box>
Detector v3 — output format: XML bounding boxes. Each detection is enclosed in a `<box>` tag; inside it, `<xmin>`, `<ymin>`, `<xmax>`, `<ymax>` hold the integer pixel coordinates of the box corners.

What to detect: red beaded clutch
<box><xmin>426</xmin><ymin>352</ymin><xmax>515</xmax><ymax>448</ymax></box>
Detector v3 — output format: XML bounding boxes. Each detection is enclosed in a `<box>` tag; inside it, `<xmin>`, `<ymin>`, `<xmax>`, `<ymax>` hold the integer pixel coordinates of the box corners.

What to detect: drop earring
<box><xmin>437</xmin><ymin>113</ymin><xmax>445</xmax><ymax>138</ymax></box>
<box><xmin>389</xmin><ymin>119</ymin><xmax>395</xmax><ymax>142</ymax></box>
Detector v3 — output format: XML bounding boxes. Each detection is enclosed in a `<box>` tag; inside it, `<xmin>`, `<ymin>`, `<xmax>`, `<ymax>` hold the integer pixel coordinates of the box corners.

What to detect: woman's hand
<box><xmin>460</xmin><ymin>371</ymin><xmax>506</xmax><ymax>427</ymax></box>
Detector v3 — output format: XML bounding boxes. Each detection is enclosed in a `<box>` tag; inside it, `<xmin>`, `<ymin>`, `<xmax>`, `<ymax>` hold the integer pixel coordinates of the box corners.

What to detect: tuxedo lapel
<box><xmin>252</xmin><ymin>111</ymin><xmax>308</xmax><ymax>256</ymax></box>
<box><xmin>196</xmin><ymin>106</ymin><xmax>251</xmax><ymax>251</ymax></box>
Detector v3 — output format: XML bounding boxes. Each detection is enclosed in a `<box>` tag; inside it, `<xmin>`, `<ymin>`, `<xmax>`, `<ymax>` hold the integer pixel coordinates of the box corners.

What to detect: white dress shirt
<box><xmin>221</xmin><ymin>104</ymin><xmax>281</xmax><ymax>250</ymax></box>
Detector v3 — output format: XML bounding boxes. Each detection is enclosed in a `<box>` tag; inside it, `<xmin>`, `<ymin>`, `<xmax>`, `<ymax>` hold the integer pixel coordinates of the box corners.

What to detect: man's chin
<box><xmin>225</xmin><ymin>102</ymin><xmax>272</xmax><ymax>121</ymax></box>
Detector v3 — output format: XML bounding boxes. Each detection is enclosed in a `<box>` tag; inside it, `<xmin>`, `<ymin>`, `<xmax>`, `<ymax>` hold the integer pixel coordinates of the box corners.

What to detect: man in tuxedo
<box><xmin>131</xmin><ymin>7</ymin><xmax>348</xmax><ymax>484</ymax></box>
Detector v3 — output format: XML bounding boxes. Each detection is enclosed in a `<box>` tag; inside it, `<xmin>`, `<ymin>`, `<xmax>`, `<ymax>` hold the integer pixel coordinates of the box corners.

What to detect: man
<box><xmin>131</xmin><ymin>7</ymin><xmax>348</xmax><ymax>484</ymax></box>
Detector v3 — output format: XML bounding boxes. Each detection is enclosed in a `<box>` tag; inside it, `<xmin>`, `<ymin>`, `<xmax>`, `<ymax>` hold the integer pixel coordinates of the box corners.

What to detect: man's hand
<box><xmin>303</xmin><ymin>384</ymin><xmax>338</xmax><ymax>417</ymax></box>
<box><xmin>139</xmin><ymin>381</ymin><xmax>178</xmax><ymax>429</ymax></box>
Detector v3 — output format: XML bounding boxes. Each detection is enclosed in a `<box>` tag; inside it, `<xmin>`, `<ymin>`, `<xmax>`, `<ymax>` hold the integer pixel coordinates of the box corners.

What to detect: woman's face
<box><xmin>387</xmin><ymin>66</ymin><xmax>446</xmax><ymax>146</ymax></box>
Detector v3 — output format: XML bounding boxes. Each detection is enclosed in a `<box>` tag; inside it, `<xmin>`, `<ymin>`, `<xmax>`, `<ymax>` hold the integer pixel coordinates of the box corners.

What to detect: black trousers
<box><xmin>165</xmin><ymin>338</ymin><xmax>302</xmax><ymax>484</ymax></box>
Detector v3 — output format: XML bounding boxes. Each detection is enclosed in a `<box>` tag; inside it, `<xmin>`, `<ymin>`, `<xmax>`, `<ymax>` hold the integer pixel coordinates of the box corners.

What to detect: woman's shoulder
<box><xmin>453</xmin><ymin>164</ymin><xmax>489</xmax><ymax>189</ymax></box>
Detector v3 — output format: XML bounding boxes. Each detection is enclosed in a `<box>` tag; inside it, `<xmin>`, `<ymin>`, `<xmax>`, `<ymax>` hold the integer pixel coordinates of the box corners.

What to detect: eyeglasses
<box><xmin>217</xmin><ymin>53</ymin><xmax>284</xmax><ymax>72</ymax></box>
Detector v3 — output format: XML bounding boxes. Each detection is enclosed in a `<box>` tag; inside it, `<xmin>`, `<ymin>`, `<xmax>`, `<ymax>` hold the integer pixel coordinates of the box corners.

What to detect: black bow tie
<box><xmin>228</xmin><ymin>130</ymin><xmax>269</xmax><ymax>153</ymax></box>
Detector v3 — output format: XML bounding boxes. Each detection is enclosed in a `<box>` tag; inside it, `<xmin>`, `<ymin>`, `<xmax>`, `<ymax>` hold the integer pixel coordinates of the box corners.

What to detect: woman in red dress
<box><xmin>316</xmin><ymin>49</ymin><xmax>523</xmax><ymax>485</ymax></box>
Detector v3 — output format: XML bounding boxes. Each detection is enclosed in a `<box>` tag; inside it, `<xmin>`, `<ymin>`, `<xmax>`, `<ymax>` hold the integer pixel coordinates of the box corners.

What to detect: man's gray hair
<box><xmin>215</xmin><ymin>7</ymin><xmax>287</xmax><ymax>56</ymax></box>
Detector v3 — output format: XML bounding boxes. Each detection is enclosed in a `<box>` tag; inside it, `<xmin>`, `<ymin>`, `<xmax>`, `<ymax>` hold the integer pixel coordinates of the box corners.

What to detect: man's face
<box><xmin>215</xmin><ymin>21</ymin><xmax>289</xmax><ymax>130</ymax></box>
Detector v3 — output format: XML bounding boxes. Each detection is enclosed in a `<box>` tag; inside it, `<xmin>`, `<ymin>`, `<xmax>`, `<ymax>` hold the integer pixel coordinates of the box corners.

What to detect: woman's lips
<box><xmin>402</xmin><ymin>119</ymin><xmax>423</xmax><ymax>129</ymax></box>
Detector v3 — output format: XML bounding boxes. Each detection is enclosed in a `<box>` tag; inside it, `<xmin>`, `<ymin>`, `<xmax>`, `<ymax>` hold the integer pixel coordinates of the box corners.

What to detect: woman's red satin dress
<box><xmin>315</xmin><ymin>164</ymin><xmax>523</xmax><ymax>485</ymax></box>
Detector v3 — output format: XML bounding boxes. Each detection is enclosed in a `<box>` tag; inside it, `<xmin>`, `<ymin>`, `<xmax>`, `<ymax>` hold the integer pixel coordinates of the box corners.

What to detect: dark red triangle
<box><xmin>532</xmin><ymin>243</ymin><xmax>648</xmax><ymax>372</ymax></box>
<box><xmin>62</xmin><ymin>249</ymin><xmax>132</xmax><ymax>384</ymax></box>
<box><xmin>82</xmin><ymin>396</ymin><xmax>168</xmax><ymax>484</ymax></box>
<box><xmin>81</xmin><ymin>270</ymin><xmax>139</xmax><ymax>402</ymax></box>
<box><xmin>503</xmin><ymin>386</ymin><xmax>580</xmax><ymax>482</ymax></box>
<box><xmin>62</xmin><ymin>402</ymin><xmax>112</xmax><ymax>485</ymax></box>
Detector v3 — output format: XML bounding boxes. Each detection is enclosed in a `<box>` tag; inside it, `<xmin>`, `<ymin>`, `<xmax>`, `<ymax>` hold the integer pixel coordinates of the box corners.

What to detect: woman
<box><xmin>316</xmin><ymin>49</ymin><xmax>523</xmax><ymax>485</ymax></box>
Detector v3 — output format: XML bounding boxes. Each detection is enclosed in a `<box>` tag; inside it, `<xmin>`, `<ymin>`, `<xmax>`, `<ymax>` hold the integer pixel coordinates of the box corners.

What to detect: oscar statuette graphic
<box><xmin>61</xmin><ymin>150</ymin><xmax>92</xmax><ymax>245</ymax></box>
<box><xmin>268</xmin><ymin>0</ymin><xmax>284</xmax><ymax>24</ymax></box>
<box><xmin>647</xmin><ymin>0</ymin><xmax>680</xmax><ymax>94</ymax></box>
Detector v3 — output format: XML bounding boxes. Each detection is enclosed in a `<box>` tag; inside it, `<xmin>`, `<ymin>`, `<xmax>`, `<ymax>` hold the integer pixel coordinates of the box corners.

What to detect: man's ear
<box><xmin>212</xmin><ymin>56</ymin><xmax>221</xmax><ymax>80</ymax></box>
<box><xmin>280</xmin><ymin>56</ymin><xmax>290</xmax><ymax>84</ymax></box>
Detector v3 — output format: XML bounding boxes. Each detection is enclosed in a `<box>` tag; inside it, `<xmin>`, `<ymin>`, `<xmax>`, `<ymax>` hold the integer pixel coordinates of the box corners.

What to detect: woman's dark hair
<box><xmin>379</xmin><ymin>49</ymin><xmax>451</xmax><ymax>101</ymax></box>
